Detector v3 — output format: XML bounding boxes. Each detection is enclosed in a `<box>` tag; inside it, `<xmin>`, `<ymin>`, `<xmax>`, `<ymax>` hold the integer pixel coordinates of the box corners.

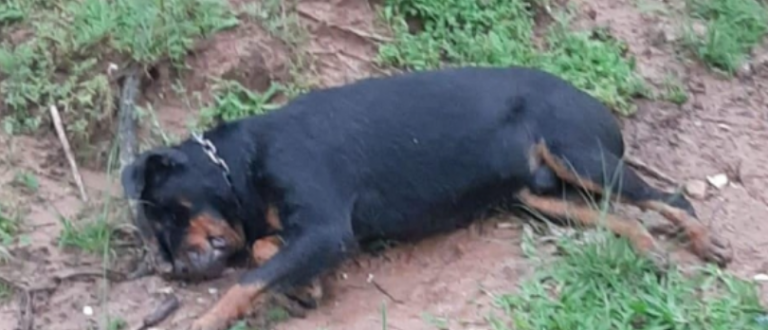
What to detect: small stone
<box><xmin>107</xmin><ymin>63</ymin><xmax>118</xmax><ymax>76</ymax></box>
<box><xmin>691</xmin><ymin>22</ymin><xmax>707</xmax><ymax>37</ymax></box>
<box><xmin>496</xmin><ymin>222</ymin><xmax>514</xmax><ymax>229</ymax></box>
<box><xmin>208</xmin><ymin>288</ymin><xmax>218</xmax><ymax>295</ymax></box>
<box><xmin>83</xmin><ymin>306</ymin><xmax>94</xmax><ymax>316</ymax></box>
<box><xmin>737</xmin><ymin>62</ymin><xmax>753</xmax><ymax>78</ymax></box>
<box><xmin>707</xmin><ymin>174</ymin><xmax>729</xmax><ymax>189</ymax></box>
<box><xmin>157</xmin><ymin>287</ymin><xmax>174</xmax><ymax>295</ymax></box>
<box><xmin>754</xmin><ymin>273</ymin><xmax>768</xmax><ymax>282</ymax></box>
<box><xmin>684</xmin><ymin>180</ymin><xmax>708</xmax><ymax>199</ymax></box>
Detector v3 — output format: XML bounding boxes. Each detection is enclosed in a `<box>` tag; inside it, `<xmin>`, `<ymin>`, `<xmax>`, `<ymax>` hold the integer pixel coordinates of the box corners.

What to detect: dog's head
<box><xmin>121</xmin><ymin>146</ymin><xmax>246</xmax><ymax>280</ymax></box>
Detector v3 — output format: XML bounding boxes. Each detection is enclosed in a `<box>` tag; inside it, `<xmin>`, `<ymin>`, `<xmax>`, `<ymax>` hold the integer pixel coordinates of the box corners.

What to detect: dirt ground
<box><xmin>1</xmin><ymin>0</ymin><xmax>767</xmax><ymax>329</ymax></box>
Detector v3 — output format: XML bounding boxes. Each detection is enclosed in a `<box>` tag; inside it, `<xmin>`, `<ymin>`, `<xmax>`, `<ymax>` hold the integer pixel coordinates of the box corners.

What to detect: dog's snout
<box><xmin>172</xmin><ymin>259</ymin><xmax>189</xmax><ymax>274</ymax></box>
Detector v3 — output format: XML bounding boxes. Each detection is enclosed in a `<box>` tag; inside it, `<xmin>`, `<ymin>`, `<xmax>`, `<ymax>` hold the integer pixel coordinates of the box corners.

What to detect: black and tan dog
<box><xmin>121</xmin><ymin>66</ymin><xmax>732</xmax><ymax>330</ymax></box>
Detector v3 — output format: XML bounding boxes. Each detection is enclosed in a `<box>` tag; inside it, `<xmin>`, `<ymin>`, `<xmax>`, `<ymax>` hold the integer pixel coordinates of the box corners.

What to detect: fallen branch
<box><xmin>49</xmin><ymin>105</ymin><xmax>89</xmax><ymax>203</ymax></box>
<box><xmin>366</xmin><ymin>274</ymin><xmax>403</xmax><ymax>304</ymax></box>
<box><xmin>0</xmin><ymin>274</ymin><xmax>54</xmax><ymax>330</ymax></box>
<box><xmin>296</xmin><ymin>7</ymin><xmax>393</xmax><ymax>43</ymax></box>
<box><xmin>116</xmin><ymin>67</ymin><xmax>158</xmax><ymax>280</ymax></box>
<box><xmin>1</xmin><ymin>266</ymin><xmax>128</xmax><ymax>330</ymax></box>
<box><xmin>625</xmin><ymin>156</ymin><xmax>678</xmax><ymax>187</ymax></box>
<box><xmin>117</xmin><ymin>67</ymin><xmax>141</xmax><ymax>228</ymax></box>
<box><xmin>51</xmin><ymin>267</ymin><xmax>127</xmax><ymax>283</ymax></box>
<box><xmin>18</xmin><ymin>289</ymin><xmax>33</xmax><ymax>330</ymax></box>
<box><xmin>133</xmin><ymin>294</ymin><xmax>180</xmax><ymax>330</ymax></box>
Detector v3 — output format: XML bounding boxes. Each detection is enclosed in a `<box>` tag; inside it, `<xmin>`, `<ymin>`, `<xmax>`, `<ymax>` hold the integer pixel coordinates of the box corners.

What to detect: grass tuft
<box><xmin>58</xmin><ymin>214</ymin><xmax>114</xmax><ymax>255</ymax></box>
<box><xmin>0</xmin><ymin>0</ymin><xmax>238</xmax><ymax>147</ymax></box>
<box><xmin>197</xmin><ymin>80</ymin><xmax>286</xmax><ymax>129</ymax></box>
<box><xmin>491</xmin><ymin>232</ymin><xmax>766</xmax><ymax>330</ymax></box>
<box><xmin>377</xmin><ymin>0</ymin><xmax>647</xmax><ymax>115</ymax></box>
<box><xmin>0</xmin><ymin>205</ymin><xmax>21</xmax><ymax>260</ymax></box>
<box><xmin>682</xmin><ymin>0</ymin><xmax>768</xmax><ymax>73</ymax></box>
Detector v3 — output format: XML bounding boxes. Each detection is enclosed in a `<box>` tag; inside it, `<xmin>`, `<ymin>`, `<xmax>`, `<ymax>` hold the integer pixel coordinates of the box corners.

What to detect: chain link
<box><xmin>191</xmin><ymin>132</ymin><xmax>231</xmax><ymax>174</ymax></box>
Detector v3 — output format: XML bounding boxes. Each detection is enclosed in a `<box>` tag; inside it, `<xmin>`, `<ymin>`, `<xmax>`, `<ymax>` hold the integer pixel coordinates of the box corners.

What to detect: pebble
<box><xmin>684</xmin><ymin>180</ymin><xmax>708</xmax><ymax>199</ymax></box>
<box><xmin>208</xmin><ymin>288</ymin><xmax>218</xmax><ymax>295</ymax></box>
<box><xmin>157</xmin><ymin>286</ymin><xmax>174</xmax><ymax>295</ymax></box>
<box><xmin>83</xmin><ymin>306</ymin><xmax>94</xmax><ymax>316</ymax></box>
<box><xmin>754</xmin><ymin>273</ymin><xmax>768</xmax><ymax>282</ymax></box>
<box><xmin>737</xmin><ymin>62</ymin><xmax>753</xmax><ymax>78</ymax></box>
<box><xmin>707</xmin><ymin>174</ymin><xmax>729</xmax><ymax>189</ymax></box>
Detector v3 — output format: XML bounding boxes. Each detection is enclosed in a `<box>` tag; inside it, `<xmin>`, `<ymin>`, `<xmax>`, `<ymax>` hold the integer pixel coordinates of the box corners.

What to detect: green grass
<box><xmin>488</xmin><ymin>232</ymin><xmax>767</xmax><ymax>330</ymax></box>
<box><xmin>0</xmin><ymin>0</ymin><xmax>238</xmax><ymax>142</ymax></box>
<box><xmin>223</xmin><ymin>306</ymin><xmax>291</xmax><ymax>330</ymax></box>
<box><xmin>58</xmin><ymin>213</ymin><xmax>114</xmax><ymax>255</ymax></box>
<box><xmin>0</xmin><ymin>282</ymin><xmax>10</xmax><ymax>300</ymax></box>
<box><xmin>106</xmin><ymin>317</ymin><xmax>127</xmax><ymax>330</ymax></box>
<box><xmin>197</xmin><ymin>80</ymin><xmax>287</xmax><ymax>129</ymax></box>
<box><xmin>377</xmin><ymin>0</ymin><xmax>648</xmax><ymax>115</ymax></box>
<box><xmin>659</xmin><ymin>75</ymin><xmax>689</xmax><ymax>106</ymax></box>
<box><xmin>12</xmin><ymin>171</ymin><xmax>39</xmax><ymax>193</ymax></box>
<box><xmin>0</xmin><ymin>207</ymin><xmax>17</xmax><ymax>245</ymax></box>
<box><xmin>0</xmin><ymin>205</ymin><xmax>21</xmax><ymax>260</ymax></box>
<box><xmin>682</xmin><ymin>0</ymin><xmax>768</xmax><ymax>73</ymax></box>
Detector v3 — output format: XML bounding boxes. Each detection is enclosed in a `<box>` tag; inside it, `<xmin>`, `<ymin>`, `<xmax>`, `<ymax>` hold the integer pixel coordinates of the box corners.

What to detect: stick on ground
<box><xmin>116</xmin><ymin>68</ymin><xmax>158</xmax><ymax>280</ymax></box>
<box><xmin>625</xmin><ymin>156</ymin><xmax>678</xmax><ymax>187</ymax></box>
<box><xmin>134</xmin><ymin>294</ymin><xmax>181</xmax><ymax>330</ymax></box>
<box><xmin>49</xmin><ymin>105</ymin><xmax>89</xmax><ymax>203</ymax></box>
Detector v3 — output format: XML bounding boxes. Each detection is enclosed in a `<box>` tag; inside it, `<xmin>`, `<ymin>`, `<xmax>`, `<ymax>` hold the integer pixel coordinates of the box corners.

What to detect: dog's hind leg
<box><xmin>516</xmin><ymin>188</ymin><xmax>669</xmax><ymax>268</ymax></box>
<box><xmin>534</xmin><ymin>142</ymin><xmax>732</xmax><ymax>267</ymax></box>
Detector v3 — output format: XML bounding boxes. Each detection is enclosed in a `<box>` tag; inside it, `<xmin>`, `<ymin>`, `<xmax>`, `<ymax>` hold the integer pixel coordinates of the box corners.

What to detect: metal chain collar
<box><xmin>191</xmin><ymin>132</ymin><xmax>247</xmax><ymax>229</ymax></box>
<box><xmin>191</xmin><ymin>132</ymin><xmax>231</xmax><ymax>174</ymax></box>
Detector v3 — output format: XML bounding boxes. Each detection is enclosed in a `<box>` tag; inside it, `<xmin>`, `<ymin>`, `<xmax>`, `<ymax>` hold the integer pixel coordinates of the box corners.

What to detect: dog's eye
<box><xmin>209</xmin><ymin>237</ymin><xmax>227</xmax><ymax>249</ymax></box>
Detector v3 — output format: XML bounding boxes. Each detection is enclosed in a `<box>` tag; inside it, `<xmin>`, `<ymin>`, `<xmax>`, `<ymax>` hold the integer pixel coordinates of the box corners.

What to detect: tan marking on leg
<box><xmin>191</xmin><ymin>283</ymin><xmax>265</xmax><ymax>330</ymax></box>
<box><xmin>535</xmin><ymin>142</ymin><xmax>607</xmax><ymax>194</ymax></box>
<box><xmin>252</xmin><ymin>236</ymin><xmax>282</xmax><ymax>266</ymax></box>
<box><xmin>518</xmin><ymin>189</ymin><xmax>663</xmax><ymax>261</ymax></box>
<box><xmin>250</xmin><ymin>236</ymin><xmax>325</xmax><ymax>308</ymax></box>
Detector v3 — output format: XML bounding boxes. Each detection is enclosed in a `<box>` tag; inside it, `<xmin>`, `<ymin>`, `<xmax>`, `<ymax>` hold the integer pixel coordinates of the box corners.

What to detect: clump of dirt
<box><xmin>2</xmin><ymin>0</ymin><xmax>768</xmax><ymax>329</ymax></box>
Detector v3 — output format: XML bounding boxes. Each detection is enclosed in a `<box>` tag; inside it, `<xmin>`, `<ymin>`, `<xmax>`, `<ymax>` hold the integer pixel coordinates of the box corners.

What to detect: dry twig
<box><xmin>133</xmin><ymin>294</ymin><xmax>181</xmax><ymax>330</ymax></box>
<box><xmin>49</xmin><ymin>105</ymin><xmax>89</xmax><ymax>202</ymax></box>
<box><xmin>296</xmin><ymin>7</ymin><xmax>393</xmax><ymax>43</ymax></box>
<box><xmin>625</xmin><ymin>156</ymin><xmax>678</xmax><ymax>187</ymax></box>
<box><xmin>367</xmin><ymin>276</ymin><xmax>403</xmax><ymax>304</ymax></box>
<box><xmin>1</xmin><ymin>267</ymin><xmax>127</xmax><ymax>330</ymax></box>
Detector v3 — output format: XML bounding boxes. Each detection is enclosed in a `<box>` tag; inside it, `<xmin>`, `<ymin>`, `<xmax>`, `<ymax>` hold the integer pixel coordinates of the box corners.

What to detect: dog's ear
<box><xmin>121</xmin><ymin>147</ymin><xmax>189</xmax><ymax>200</ymax></box>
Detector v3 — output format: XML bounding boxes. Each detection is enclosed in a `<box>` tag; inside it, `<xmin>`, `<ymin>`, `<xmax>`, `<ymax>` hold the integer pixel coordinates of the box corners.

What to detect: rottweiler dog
<box><xmin>121</xmin><ymin>66</ymin><xmax>733</xmax><ymax>330</ymax></box>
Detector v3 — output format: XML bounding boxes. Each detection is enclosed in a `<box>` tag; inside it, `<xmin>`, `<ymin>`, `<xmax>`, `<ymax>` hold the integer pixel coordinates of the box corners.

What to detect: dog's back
<box><xmin>250</xmin><ymin>66</ymin><xmax>624</xmax><ymax>240</ymax></box>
